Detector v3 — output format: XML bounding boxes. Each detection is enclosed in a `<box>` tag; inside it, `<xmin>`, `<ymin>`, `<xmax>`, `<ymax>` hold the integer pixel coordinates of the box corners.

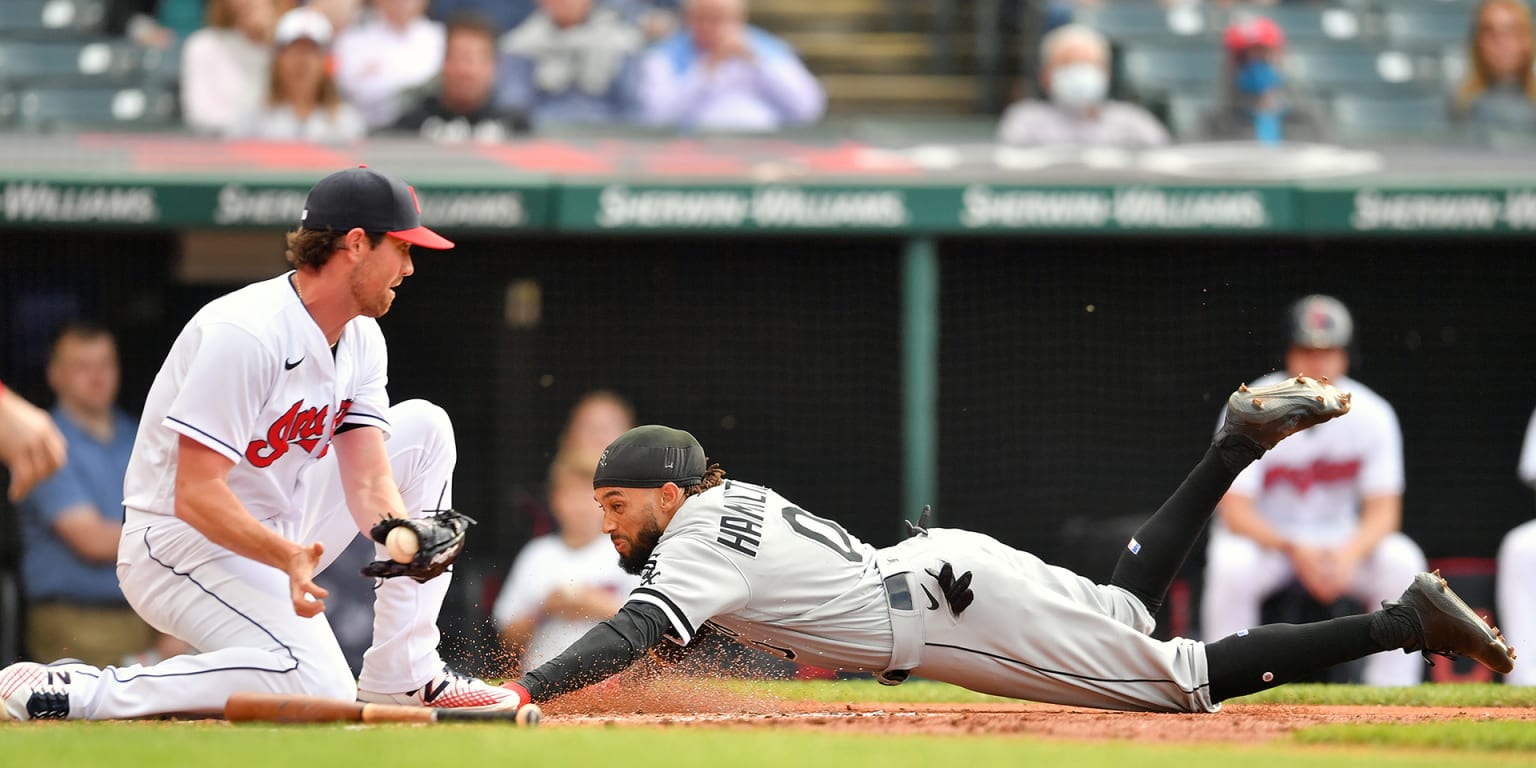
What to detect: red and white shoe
<box><xmin>358</xmin><ymin>666</ymin><xmax>521</xmax><ymax>711</ymax></box>
<box><xmin>0</xmin><ymin>660</ymin><xmax>98</xmax><ymax>721</ymax></box>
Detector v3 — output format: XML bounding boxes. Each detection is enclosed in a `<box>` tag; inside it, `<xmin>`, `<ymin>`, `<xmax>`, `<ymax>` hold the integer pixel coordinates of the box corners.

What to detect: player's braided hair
<box><xmin>682</xmin><ymin>462</ymin><xmax>725</xmax><ymax>498</ymax></box>
<box><xmin>285</xmin><ymin>228</ymin><xmax>386</xmax><ymax>269</ymax></box>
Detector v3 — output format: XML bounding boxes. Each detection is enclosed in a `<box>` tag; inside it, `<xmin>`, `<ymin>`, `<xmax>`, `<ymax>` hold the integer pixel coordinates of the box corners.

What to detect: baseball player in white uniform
<box><xmin>494</xmin><ymin>377</ymin><xmax>1514</xmax><ymax>714</ymax></box>
<box><xmin>1</xmin><ymin>166</ymin><xmax>521</xmax><ymax>720</ymax></box>
<box><xmin>1498</xmin><ymin>408</ymin><xmax>1536</xmax><ymax>685</ymax></box>
<box><xmin>1202</xmin><ymin>295</ymin><xmax>1427</xmax><ymax>687</ymax></box>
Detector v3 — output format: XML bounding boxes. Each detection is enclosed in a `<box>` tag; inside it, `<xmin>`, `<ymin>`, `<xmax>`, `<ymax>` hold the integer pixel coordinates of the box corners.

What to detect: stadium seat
<box><xmin>1284</xmin><ymin>47</ymin><xmax>1441</xmax><ymax>96</ymax></box>
<box><xmin>16</xmin><ymin>85</ymin><xmax>178</xmax><ymax>131</ymax></box>
<box><xmin>1071</xmin><ymin>5</ymin><xmax>1213</xmax><ymax>44</ymax></box>
<box><xmin>0</xmin><ymin>40</ymin><xmax>143</xmax><ymax>87</ymax></box>
<box><xmin>1118</xmin><ymin>45</ymin><xmax>1224</xmax><ymax>102</ymax></box>
<box><xmin>0</xmin><ymin>0</ymin><xmax>108</xmax><ymax>39</ymax></box>
<box><xmin>138</xmin><ymin>41</ymin><xmax>182</xmax><ymax>87</ymax></box>
<box><xmin>1165</xmin><ymin>92</ymin><xmax>1215</xmax><ymax>142</ymax></box>
<box><xmin>1383</xmin><ymin>6</ymin><xmax>1474</xmax><ymax>50</ymax></box>
<box><xmin>1329</xmin><ymin>92</ymin><xmax>1459</xmax><ymax>142</ymax></box>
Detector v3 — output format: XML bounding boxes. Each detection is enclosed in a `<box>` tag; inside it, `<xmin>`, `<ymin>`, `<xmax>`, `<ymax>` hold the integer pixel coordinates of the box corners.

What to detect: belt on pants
<box><xmin>874</xmin><ymin>554</ymin><xmax>925</xmax><ymax>685</ymax></box>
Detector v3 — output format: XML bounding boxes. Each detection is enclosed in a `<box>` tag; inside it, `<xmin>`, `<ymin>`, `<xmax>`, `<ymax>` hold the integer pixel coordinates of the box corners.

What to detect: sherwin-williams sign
<box><xmin>0</xmin><ymin>180</ymin><xmax>542</xmax><ymax>230</ymax></box>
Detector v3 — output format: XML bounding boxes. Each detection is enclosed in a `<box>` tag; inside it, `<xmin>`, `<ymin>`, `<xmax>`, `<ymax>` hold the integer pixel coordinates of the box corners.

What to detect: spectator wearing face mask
<box><xmin>996</xmin><ymin>23</ymin><xmax>1169</xmax><ymax>147</ymax></box>
<box><xmin>1200</xmin><ymin>15</ymin><xmax>1329</xmax><ymax>144</ymax></box>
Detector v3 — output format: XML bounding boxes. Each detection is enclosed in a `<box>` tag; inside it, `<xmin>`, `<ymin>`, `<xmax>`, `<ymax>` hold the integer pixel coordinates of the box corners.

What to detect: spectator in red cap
<box><xmin>1199</xmin><ymin>15</ymin><xmax>1329</xmax><ymax>144</ymax></box>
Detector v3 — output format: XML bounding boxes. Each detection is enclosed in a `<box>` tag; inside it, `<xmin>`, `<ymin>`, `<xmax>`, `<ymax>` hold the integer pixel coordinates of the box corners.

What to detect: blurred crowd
<box><xmin>3</xmin><ymin>0</ymin><xmax>1534</xmax><ymax>145</ymax></box>
<box><xmin>31</xmin><ymin>0</ymin><xmax>826</xmax><ymax>139</ymax></box>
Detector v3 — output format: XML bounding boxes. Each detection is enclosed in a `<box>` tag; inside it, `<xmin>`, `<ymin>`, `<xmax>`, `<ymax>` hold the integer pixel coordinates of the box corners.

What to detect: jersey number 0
<box><xmin>782</xmin><ymin>507</ymin><xmax>862</xmax><ymax>563</ymax></box>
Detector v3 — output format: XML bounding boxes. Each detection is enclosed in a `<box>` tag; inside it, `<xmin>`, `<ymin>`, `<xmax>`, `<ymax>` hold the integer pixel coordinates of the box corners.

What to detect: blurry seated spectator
<box><xmin>1200</xmin><ymin>15</ymin><xmax>1329</xmax><ymax>144</ymax></box>
<box><xmin>335</xmin><ymin>0</ymin><xmax>446</xmax><ymax>128</ymax></box>
<box><xmin>181</xmin><ymin>0</ymin><xmax>278</xmax><ymax>135</ymax></box>
<box><xmin>19</xmin><ymin>322</ymin><xmax>186</xmax><ymax>667</ymax></box>
<box><xmin>430</xmin><ymin>0</ymin><xmax>537</xmax><ymax>36</ymax></box>
<box><xmin>230</xmin><ymin>8</ymin><xmax>366</xmax><ymax>142</ymax></box>
<box><xmin>637</xmin><ymin>0</ymin><xmax>825</xmax><ymax>132</ymax></box>
<box><xmin>560</xmin><ymin>389</ymin><xmax>636</xmax><ymax>456</ymax></box>
<box><xmin>997</xmin><ymin>24</ymin><xmax>1170</xmax><ymax>148</ymax></box>
<box><xmin>1500</xmin><ymin>406</ymin><xmax>1536</xmax><ymax>686</ymax></box>
<box><xmin>393</xmin><ymin>13</ymin><xmax>529</xmax><ymax>141</ymax></box>
<box><xmin>497</xmin><ymin>0</ymin><xmax>643</xmax><ymax>128</ymax></box>
<box><xmin>493</xmin><ymin>450</ymin><xmax>640</xmax><ymax>676</ymax></box>
<box><xmin>1453</xmin><ymin>0</ymin><xmax>1536</xmax><ymax>135</ymax></box>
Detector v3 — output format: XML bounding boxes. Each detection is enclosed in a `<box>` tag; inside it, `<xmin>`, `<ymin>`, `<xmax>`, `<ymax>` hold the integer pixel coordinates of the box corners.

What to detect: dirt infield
<box><xmin>540</xmin><ymin>679</ymin><xmax>1536</xmax><ymax>742</ymax></box>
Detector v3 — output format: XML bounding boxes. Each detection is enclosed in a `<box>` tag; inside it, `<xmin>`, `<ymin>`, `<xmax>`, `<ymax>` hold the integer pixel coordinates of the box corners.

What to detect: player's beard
<box><xmin>616</xmin><ymin>513</ymin><xmax>665</xmax><ymax>576</ymax></box>
<box><xmin>350</xmin><ymin>263</ymin><xmax>395</xmax><ymax>318</ymax></box>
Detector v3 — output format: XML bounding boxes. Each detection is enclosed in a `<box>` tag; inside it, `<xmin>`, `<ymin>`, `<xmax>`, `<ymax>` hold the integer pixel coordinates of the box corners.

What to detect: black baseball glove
<box><xmin>361</xmin><ymin>509</ymin><xmax>476</xmax><ymax>582</ymax></box>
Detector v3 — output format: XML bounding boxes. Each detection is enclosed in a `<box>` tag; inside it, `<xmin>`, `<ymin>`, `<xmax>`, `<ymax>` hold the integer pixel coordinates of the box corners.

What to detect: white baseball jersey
<box><xmin>123</xmin><ymin>271</ymin><xmax>392</xmax><ymax>532</ymax></box>
<box><xmin>628</xmin><ymin>480</ymin><xmax>894</xmax><ymax>672</ymax></box>
<box><xmin>1519</xmin><ymin>407</ymin><xmax>1536</xmax><ymax>488</ymax></box>
<box><xmin>1224</xmin><ymin>373</ymin><xmax>1403</xmax><ymax>545</ymax></box>
<box><xmin>492</xmin><ymin>534</ymin><xmax>641</xmax><ymax>669</ymax></box>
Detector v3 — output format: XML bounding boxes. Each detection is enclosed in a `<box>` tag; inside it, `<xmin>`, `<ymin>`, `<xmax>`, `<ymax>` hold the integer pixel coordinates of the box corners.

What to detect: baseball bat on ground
<box><xmin>225</xmin><ymin>692</ymin><xmax>541</xmax><ymax>726</ymax></box>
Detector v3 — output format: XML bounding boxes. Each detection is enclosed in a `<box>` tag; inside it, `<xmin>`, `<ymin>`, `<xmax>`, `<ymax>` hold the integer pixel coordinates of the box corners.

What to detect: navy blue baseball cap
<box><xmin>300</xmin><ymin>165</ymin><xmax>454</xmax><ymax>249</ymax></box>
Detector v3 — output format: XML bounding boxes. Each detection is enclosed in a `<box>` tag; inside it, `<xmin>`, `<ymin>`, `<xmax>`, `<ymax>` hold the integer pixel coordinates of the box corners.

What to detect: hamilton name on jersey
<box><xmin>714</xmin><ymin>482</ymin><xmax>769</xmax><ymax>558</ymax></box>
<box><xmin>629</xmin><ymin>480</ymin><xmax>892</xmax><ymax>672</ymax></box>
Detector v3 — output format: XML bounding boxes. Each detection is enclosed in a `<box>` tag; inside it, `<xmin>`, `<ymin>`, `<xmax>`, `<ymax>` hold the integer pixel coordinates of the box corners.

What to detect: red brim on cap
<box><xmin>389</xmin><ymin>226</ymin><xmax>454</xmax><ymax>250</ymax></box>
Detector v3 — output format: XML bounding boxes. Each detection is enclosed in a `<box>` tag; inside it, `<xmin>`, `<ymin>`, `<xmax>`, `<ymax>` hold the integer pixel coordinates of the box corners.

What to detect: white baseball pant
<box><xmin>77</xmin><ymin>399</ymin><xmax>455</xmax><ymax>718</ymax></box>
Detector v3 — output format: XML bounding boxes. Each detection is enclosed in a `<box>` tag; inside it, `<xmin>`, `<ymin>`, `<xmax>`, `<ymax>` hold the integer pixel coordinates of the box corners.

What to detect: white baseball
<box><xmin>386</xmin><ymin>526</ymin><xmax>419</xmax><ymax>563</ymax></box>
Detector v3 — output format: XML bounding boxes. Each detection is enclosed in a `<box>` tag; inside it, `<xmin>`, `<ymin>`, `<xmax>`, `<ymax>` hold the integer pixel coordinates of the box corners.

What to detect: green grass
<box><xmin>6</xmin><ymin>723</ymin><xmax>1535</xmax><ymax>768</ymax></box>
<box><xmin>1296</xmin><ymin>722</ymin><xmax>1536</xmax><ymax>752</ymax></box>
<box><xmin>741</xmin><ymin>678</ymin><xmax>1536</xmax><ymax>708</ymax></box>
<box><xmin>1230</xmin><ymin>683</ymin><xmax>1536</xmax><ymax>707</ymax></box>
<box><xmin>5</xmin><ymin>679</ymin><xmax>1533</xmax><ymax>767</ymax></box>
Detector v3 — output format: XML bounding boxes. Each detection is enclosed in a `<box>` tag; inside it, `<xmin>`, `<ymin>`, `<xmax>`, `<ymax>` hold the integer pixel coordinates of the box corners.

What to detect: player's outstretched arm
<box><xmin>174</xmin><ymin>435</ymin><xmax>329</xmax><ymax>616</ymax></box>
<box><xmin>331</xmin><ymin>426</ymin><xmax>409</xmax><ymax>534</ymax></box>
<box><xmin>503</xmin><ymin>600</ymin><xmax>672</xmax><ymax>705</ymax></box>
<box><xmin>0</xmin><ymin>384</ymin><xmax>68</xmax><ymax>501</ymax></box>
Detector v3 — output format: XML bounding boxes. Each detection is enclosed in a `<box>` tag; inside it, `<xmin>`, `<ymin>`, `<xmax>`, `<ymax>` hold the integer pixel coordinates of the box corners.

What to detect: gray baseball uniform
<box><xmin>631</xmin><ymin>480</ymin><xmax>1214</xmax><ymax>713</ymax></box>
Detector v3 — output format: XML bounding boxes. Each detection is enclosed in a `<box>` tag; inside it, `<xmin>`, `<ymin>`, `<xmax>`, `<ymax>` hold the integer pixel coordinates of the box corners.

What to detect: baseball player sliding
<box><xmin>495</xmin><ymin>377</ymin><xmax>1515</xmax><ymax>713</ymax></box>
<box><xmin>1</xmin><ymin>166</ymin><xmax>521</xmax><ymax>720</ymax></box>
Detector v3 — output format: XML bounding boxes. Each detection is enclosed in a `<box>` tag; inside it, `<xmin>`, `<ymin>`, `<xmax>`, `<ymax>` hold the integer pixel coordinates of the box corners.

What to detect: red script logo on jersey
<box><xmin>1262</xmin><ymin>458</ymin><xmax>1361</xmax><ymax>494</ymax></box>
<box><xmin>245</xmin><ymin>399</ymin><xmax>353</xmax><ymax>467</ymax></box>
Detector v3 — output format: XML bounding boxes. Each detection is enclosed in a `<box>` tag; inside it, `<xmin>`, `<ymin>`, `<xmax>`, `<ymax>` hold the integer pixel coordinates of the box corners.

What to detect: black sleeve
<box><xmin>517</xmin><ymin>600</ymin><xmax>671</xmax><ymax>702</ymax></box>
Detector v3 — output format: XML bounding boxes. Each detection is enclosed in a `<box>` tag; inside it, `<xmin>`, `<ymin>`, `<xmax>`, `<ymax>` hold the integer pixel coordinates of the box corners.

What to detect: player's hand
<box><xmin>0</xmin><ymin>387</ymin><xmax>68</xmax><ymax>502</ymax></box>
<box><xmin>287</xmin><ymin>542</ymin><xmax>329</xmax><ymax>618</ymax></box>
<box><xmin>1289</xmin><ymin>545</ymin><xmax>1344</xmax><ymax>604</ymax></box>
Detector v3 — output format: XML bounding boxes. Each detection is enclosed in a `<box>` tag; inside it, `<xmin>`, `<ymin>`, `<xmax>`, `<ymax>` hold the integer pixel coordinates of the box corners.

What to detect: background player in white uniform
<box><xmin>1498</xmin><ymin>408</ymin><xmax>1536</xmax><ymax>685</ymax></box>
<box><xmin>1202</xmin><ymin>295</ymin><xmax>1426</xmax><ymax>686</ymax></box>
<box><xmin>494</xmin><ymin>449</ymin><xmax>640</xmax><ymax>673</ymax></box>
<box><xmin>494</xmin><ymin>384</ymin><xmax>1514</xmax><ymax>714</ymax></box>
<box><xmin>0</xmin><ymin>166</ymin><xmax>520</xmax><ymax>720</ymax></box>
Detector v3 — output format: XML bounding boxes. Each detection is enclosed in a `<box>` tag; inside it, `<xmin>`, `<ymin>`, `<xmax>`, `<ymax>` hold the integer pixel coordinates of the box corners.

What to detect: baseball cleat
<box><xmin>1216</xmin><ymin>374</ymin><xmax>1351</xmax><ymax>450</ymax></box>
<box><xmin>0</xmin><ymin>659</ymin><xmax>98</xmax><ymax>721</ymax></box>
<box><xmin>358</xmin><ymin>666</ymin><xmax>523</xmax><ymax>711</ymax></box>
<box><xmin>1384</xmin><ymin>570</ymin><xmax>1516</xmax><ymax>675</ymax></box>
